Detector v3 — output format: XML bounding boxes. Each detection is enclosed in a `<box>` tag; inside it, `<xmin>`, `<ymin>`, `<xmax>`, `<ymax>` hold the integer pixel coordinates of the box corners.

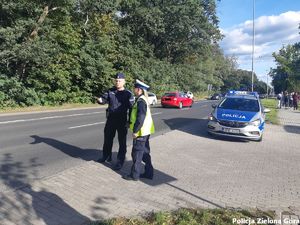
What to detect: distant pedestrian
<box><xmin>97</xmin><ymin>72</ymin><xmax>135</xmax><ymax>170</ymax></box>
<box><xmin>283</xmin><ymin>91</ymin><xmax>289</xmax><ymax>108</ymax></box>
<box><xmin>289</xmin><ymin>93</ymin><xmax>294</xmax><ymax>108</ymax></box>
<box><xmin>277</xmin><ymin>92</ymin><xmax>282</xmax><ymax>108</ymax></box>
<box><xmin>292</xmin><ymin>92</ymin><xmax>299</xmax><ymax>110</ymax></box>
<box><xmin>123</xmin><ymin>79</ymin><xmax>155</xmax><ymax>181</ymax></box>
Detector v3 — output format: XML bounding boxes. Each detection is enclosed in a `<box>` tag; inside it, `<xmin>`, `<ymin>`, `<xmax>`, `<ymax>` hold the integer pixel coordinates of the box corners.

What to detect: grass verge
<box><xmin>261</xmin><ymin>98</ymin><xmax>279</xmax><ymax>125</ymax></box>
<box><xmin>92</xmin><ymin>208</ymin><xmax>276</xmax><ymax>225</ymax></box>
<box><xmin>0</xmin><ymin>103</ymin><xmax>100</xmax><ymax>114</ymax></box>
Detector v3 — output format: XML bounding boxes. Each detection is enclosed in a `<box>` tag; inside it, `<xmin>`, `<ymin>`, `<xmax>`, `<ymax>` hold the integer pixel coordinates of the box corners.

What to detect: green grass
<box><xmin>261</xmin><ymin>98</ymin><xmax>279</xmax><ymax>125</ymax></box>
<box><xmin>92</xmin><ymin>208</ymin><xmax>276</xmax><ymax>225</ymax></box>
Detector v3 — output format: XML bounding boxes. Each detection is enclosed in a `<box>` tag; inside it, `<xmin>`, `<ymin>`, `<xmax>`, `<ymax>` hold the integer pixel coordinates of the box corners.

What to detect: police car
<box><xmin>207</xmin><ymin>91</ymin><xmax>270</xmax><ymax>141</ymax></box>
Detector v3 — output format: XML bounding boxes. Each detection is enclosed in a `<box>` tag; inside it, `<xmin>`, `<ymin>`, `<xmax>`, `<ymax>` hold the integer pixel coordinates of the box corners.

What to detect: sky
<box><xmin>217</xmin><ymin>0</ymin><xmax>300</xmax><ymax>84</ymax></box>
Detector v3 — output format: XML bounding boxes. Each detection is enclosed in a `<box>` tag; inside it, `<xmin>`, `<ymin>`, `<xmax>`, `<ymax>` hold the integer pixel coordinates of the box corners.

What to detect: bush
<box><xmin>67</xmin><ymin>91</ymin><xmax>93</xmax><ymax>104</ymax></box>
<box><xmin>45</xmin><ymin>90</ymin><xmax>68</xmax><ymax>106</ymax></box>
<box><xmin>0</xmin><ymin>76</ymin><xmax>95</xmax><ymax>107</ymax></box>
<box><xmin>0</xmin><ymin>76</ymin><xmax>21</xmax><ymax>107</ymax></box>
<box><xmin>0</xmin><ymin>76</ymin><xmax>42</xmax><ymax>107</ymax></box>
<box><xmin>0</xmin><ymin>91</ymin><xmax>10</xmax><ymax>108</ymax></box>
<box><xmin>17</xmin><ymin>88</ymin><xmax>41</xmax><ymax>106</ymax></box>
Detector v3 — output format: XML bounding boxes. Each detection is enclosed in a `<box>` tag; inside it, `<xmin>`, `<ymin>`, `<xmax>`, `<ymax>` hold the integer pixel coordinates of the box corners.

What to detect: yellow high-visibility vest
<box><xmin>130</xmin><ymin>95</ymin><xmax>155</xmax><ymax>136</ymax></box>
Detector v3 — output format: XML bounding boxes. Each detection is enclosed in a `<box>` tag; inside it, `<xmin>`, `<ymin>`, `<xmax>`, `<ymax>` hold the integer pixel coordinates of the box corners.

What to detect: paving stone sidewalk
<box><xmin>278</xmin><ymin>107</ymin><xmax>300</xmax><ymax>126</ymax></box>
<box><xmin>1</xmin><ymin>109</ymin><xmax>300</xmax><ymax>225</ymax></box>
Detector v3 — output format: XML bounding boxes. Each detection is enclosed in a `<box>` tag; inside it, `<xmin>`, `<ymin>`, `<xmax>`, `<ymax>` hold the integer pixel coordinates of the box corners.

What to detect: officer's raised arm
<box><xmin>96</xmin><ymin>91</ymin><xmax>109</xmax><ymax>105</ymax></box>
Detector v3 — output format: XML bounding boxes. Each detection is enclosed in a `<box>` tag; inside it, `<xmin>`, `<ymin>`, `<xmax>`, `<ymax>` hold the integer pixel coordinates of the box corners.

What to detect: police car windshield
<box><xmin>218</xmin><ymin>98</ymin><xmax>259</xmax><ymax>112</ymax></box>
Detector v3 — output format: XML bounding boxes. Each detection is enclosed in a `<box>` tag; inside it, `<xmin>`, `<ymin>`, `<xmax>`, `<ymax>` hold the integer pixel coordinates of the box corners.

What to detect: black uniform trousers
<box><xmin>131</xmin><ymin>135</ymin><xmax>153</xmax><ymax>179</ymax></box>
<box><xmin>102</xmin><ymin>114</ymin><xmax>127</xmax><ymax>164</ymax></box>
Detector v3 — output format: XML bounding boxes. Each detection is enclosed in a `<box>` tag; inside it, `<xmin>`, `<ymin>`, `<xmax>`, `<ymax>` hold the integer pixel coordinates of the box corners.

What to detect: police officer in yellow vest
<box><xmin>123</xmin><ymin>79</ymin><xmax>155</xmax><ymax>181</ymax></box>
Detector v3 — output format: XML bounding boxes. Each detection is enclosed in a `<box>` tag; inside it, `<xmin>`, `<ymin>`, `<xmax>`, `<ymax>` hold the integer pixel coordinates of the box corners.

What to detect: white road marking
<box><xmin>68</xmin><ymin>111</ymin><xmax>163</xmax><ymax>129</ymax></box>
<box><xmin>68</xmin><ymin>122</ymin><xmax>105</xmax><ymax>129</ymax></box>
<box><xmin>0</xmin><ymin>112</ymin><xmax>104</xmax><ymax>125</ymax></box>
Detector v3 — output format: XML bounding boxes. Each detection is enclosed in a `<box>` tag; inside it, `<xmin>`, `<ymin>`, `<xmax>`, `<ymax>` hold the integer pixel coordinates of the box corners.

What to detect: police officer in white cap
<box><xmin>97</xmin><ymin>72</ymin><xmax>134</xmax><ymax>170</ymax></box>
<box><xmin>123</xmin><ymin>79</ymin><xmax>155</xmax><ymax>181</ymax></box>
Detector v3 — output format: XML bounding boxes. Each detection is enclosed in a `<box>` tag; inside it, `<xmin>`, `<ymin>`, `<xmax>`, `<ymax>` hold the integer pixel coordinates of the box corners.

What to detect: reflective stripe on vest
<box><xmin>130</xmin><ymin>95</ymin><xmax>155</xmax><ymax>136</ymax></box>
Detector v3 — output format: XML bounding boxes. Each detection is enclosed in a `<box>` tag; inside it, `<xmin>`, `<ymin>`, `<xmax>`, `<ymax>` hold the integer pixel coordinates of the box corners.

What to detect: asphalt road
<box><xmin>0</xmin><ymin>100</ymin><xmax>214</xmax><ymax>192</ymax></box>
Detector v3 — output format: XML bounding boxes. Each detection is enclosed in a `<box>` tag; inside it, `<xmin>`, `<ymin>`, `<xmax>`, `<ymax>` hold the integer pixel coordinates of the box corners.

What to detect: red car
<box><xmin>161</xmin><ymin>92</ymin><xmax>193</xmax><ymax>109</ymax></box>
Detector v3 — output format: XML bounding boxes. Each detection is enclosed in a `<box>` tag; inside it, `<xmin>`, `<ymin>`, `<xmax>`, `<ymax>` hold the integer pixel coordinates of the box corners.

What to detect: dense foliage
<box><xmin>0</xmin><ymin>0</ymin><xmax>266</xmax><ymax>108</ymax></box>
<box><xmin>270</xmin><ymin>42</ymin><xmax>300</xmax><ymax>94</ymax></box>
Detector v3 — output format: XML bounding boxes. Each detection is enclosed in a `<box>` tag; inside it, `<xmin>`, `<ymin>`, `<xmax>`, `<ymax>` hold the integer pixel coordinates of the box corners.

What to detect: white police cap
<box><xmin>134</xmin><ymin>79</ymin><xmax>150</xmax><ymax>91</ymax></box>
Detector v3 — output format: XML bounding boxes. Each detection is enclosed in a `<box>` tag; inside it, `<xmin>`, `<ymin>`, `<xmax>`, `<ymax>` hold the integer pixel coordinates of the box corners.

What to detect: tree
<box><xmin>118</xmin><ymin>0</ymin><xmax>222</xmax><ymax>64</ymax></box>
<box><xmin>1</xmin><ymin>0</ymin><xmax>243</xmax><ymax>107</ymax></box>
<box><xmin>220</xmin><ymin>68</ymin><xmax>266</xmax><ymax>93</ymax></box>
<box><xmin>270</xmin><ymin>43</ymin><xmax>300</xmax><ymax>93</ymax></box>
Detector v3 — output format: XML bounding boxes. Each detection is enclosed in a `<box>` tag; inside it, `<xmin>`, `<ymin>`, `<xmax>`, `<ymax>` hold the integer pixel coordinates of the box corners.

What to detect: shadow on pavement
<box><xmin>163</xmin><ymin>117</ymin><xmax>248</xmax><ymax>142</ymax></box>
<box><xmin>100</xmin><ymin>157</ymin><xmax>177</xmax><ymax>186</ymax></box>
<box><xmin>166</xmin><ymin>183</ymin><xmax>224</xmax><ymax>209</ymax></box>
<box><xmin>90</xmin><ymin>196</ymin><xmax>118</xmax><ymax>220</ymax></box>
<box><xmin>163</xmin><ymin>118</ymin><xmax>208</xmax><ymax>137</ymax></box>
<box><xmin>29</xmin><ymin>135</ymin><xmax>177</xmax><ymax>186</ymax></box>
<box><xmin>283</xmin><ymin>125</ymin><xmax>300</xmax><ymax>134</ymax></box>
<box><xmin>0</xmin><ymin>153</ymin><xmax>90</xmax><ymax>225</ymax></box>
<box><xmin>30</xmin><ymin>135</ymin><xmax>100</xmax><ymax>161</ymax></box>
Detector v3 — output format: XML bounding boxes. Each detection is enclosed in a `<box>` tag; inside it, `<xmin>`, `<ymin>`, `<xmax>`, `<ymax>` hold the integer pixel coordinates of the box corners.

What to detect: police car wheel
<box><xmin>179</xmin><ymin>102</ymin><xmax>183</xmax><ymax>109</ymax></box>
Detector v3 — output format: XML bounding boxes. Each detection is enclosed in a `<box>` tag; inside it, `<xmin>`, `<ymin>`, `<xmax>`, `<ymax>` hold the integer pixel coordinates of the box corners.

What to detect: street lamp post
<box><xmin>251</xmin><ymin>0</ymin><xmax>255</xmax><ymax>92</ymax></box>
<box><xmin>266</xmin><ymin>72</ymin><xmax>269</xmax><ymax>98</ymax></box>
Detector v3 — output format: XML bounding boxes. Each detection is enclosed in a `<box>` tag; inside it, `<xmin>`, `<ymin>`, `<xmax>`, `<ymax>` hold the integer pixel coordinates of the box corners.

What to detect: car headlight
<box><xmin>208</xmin><ymin>114</ymin><xmax>218</xmax><ymax>122</ymax></box>
<box><xmin>249</xmin><ymin>119</ymin><xmax>260</xmax><ymax>126</ymax></box>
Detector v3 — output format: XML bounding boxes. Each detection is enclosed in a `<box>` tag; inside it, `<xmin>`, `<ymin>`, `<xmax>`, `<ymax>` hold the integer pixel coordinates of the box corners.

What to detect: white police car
<box><xmin>207</xmin><ymin>91</ymin><xmax>270</xmax><ymax>141</ymax></box>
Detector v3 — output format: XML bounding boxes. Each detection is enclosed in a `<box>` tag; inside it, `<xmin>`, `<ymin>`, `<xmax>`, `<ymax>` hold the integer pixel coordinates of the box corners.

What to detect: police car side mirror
<box><xmin>212</xmin><ymin>104</ymin><xmax>217</xmax><ymax>108</ymax></box>
<box><xmin>264</xmin><ymin>108</ymin><xmax>271</xmax><ymax>113</ymax></box>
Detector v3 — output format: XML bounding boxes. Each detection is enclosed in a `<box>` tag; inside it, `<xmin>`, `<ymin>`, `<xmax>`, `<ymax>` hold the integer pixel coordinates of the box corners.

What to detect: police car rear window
<box><xmin>219</xmin><ymin>98</ymin><xmax>259</xmax><ymax>112</ymax></box>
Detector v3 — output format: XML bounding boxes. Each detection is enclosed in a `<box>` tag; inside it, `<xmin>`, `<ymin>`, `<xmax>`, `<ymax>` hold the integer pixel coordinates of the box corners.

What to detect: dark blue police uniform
<box><xmin>98</xmin><ymin>74</ymin><xmax>134</xmax><ymax>170</ymax></box>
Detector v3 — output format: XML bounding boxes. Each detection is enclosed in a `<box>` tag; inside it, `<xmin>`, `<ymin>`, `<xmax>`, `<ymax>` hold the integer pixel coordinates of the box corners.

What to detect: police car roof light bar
<box><xmin>226</xmin><ymin>90</ymin><xmax>259</xmax><ymax>98</ymax></box>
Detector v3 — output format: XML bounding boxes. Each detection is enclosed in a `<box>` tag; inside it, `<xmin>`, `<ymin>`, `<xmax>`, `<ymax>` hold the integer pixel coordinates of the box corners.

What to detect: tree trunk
<box><xmin>19</xmin><ymin>6</ymin><xmax>58</xmax><ymax>82</ymax></box>
<box><xmin>29</xmin><ymin>6</ymin><xmax>49</xmax><ymax>41</ymax></box>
